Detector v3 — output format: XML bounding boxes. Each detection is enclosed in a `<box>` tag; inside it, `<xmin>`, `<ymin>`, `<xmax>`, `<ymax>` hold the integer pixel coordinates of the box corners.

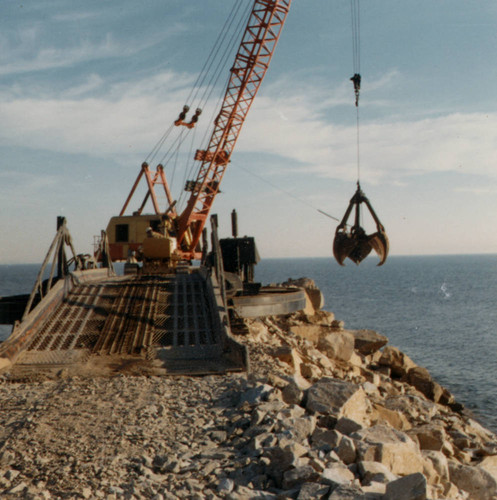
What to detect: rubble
<box><xmin>0</xmin><ymin>277</ymin><xmax>495</xmax><ymax>499</ymax></box>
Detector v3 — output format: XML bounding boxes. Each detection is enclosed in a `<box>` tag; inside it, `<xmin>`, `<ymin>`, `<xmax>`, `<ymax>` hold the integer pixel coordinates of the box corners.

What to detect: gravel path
<box><xmin>0</xmin><ymin>372</ymin><xmax>252</xmax><ymax>499</ymax></box>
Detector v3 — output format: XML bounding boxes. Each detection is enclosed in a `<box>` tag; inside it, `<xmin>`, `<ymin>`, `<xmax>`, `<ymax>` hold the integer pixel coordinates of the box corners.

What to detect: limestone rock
<box><xmin>328</xmin><ymin>483</ymin><xmax>367</xmax><ymax>499</ymax></box>
<box><xmin>449</xmin><ymin>460</ymin><xmax>497</xmax><ymax>500</ymax></box>
<box><xmin>290</xmin><ymin>324</ymin><xmax>325</xmax><ymax>344</ymax></box>
<box><xmin>352</xmin><ymin>425</ymin><xmax>424</xmax><ymax>475</ymax></box>
<box><xmin>407</xmin><ymin>423</ymin><xmax>446</xmax><ymax>451</ymax></box>
<box><xmin>276</xmin><ymin>416</ymin><xmax>316</xmax><ymax>444</ymax></box>
<box><xmin>300</xmin><ymin>362</ymin><xmax>323</xmax><ymax>381</ymax></box>
<box><xmin>351</xmin><ymin>329</ymin><xmax>388</xmax><ymax>356</ymax></box>
<box><xmin>378</xmin><ymin>346</ymin><xmax>417</xmax><ymax>378</ymax></box>
<box><xmin>371</xmin><ymin>403</ymin><xmax>411</xmax><ymax>431</ymax></box>
<box><xmin>217</xmin><ymin>477</ymin><xmax>234</xmax><ymax>494</ymax></box>
<box><xmin>281</xmin><ymin>381</ymin><xmax>303</xmax><ymax>405</ymax></box>
<box><xmin>407</xmin><ymin>366</ymin><xmax>444</xmax><ymax>403</ymax></box>
<box><xmin>357</xmin><ymin>460</ymin><xmax>398</xmax><ymax>485</ymax></box>
<box><xmin>296</xmin><ymin>482</ymin><xmax>330</xmax><ymax>500</ymax></box>
<box><xmin>306</xmin><ymin>377</ymin><xmax>369</xmax><ymax>425</ymax></box>
<box><xmin>479</xmin><ymin>455</ymin><xmax>497</xmax><ymax>478</ymax></box>
<box><xmin>311</xmin><ymin>428</ymin><xmax>342</xmax><ymax>449</ymax></box>
<box><xmin>335</xmin><ymin>435</ymin><xmax>357</xmax><ymax>464</ymax></box>
<box><xmin>384</xmin><ymin>394</ymin><xmax>438</xmax><ymax>421</ymax></box>
<box><xmin>422</xmin><ymin>450</ymin><xmax>449</xmax><ymax>484</ymax></box>
<box><xmin>320</xmin><ymin>464</ymin><xmax>355</xmax><ymax>488</ymax></box>
<box><xmin>282</xmin><ymin>465</ymin><xmax>320</xmax><ymax>489</ymax></box>
<box><xmin>317</xmin><ymin>331</ymin><xmax>355</xmax><ymax>362</ymax></box>
<box><xmin>304</xmin><ymin>288</ymin><xmax>325</xmax><ymax>313</ymax></box>
<box><xmin>335</xmin><ymin>417</ymin><xmax>363</xmax><ymax>435</ymax></box>
<box><xmin>384</xmin><ymin>473</ymin><xmax>427</xmax><ymax>500</ymax></box>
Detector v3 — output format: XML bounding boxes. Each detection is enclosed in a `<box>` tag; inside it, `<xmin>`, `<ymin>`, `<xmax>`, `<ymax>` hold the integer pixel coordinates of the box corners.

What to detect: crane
<box><xmin>104</xmin><ymin>0</ymin><xmax>292</xmax><ymax>266</ymax></box>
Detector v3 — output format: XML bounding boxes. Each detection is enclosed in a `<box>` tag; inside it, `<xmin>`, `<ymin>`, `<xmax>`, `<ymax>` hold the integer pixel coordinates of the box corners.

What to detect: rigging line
<box><xmin>159</xmin><ymin>127</ymin><xmax>195</xmax><ymax>168</ymax></box>
<box><xmin>356</xmin><ymin>100</ymin><xmax>361</xmax><ymax>183</ymax></box>
<box><xmin>145</xmin><ymin>123</ymin><xmax>175</xmax><ymax>164</ymax></box>
<box><xmin>350</xmin><ymin>0</ymin><xmax>360</xmax><ymax>73</ymax></box>
<box><xmin>196</xmin><ymin>1</ymin><xmax>253</xmax><ymax>109</ymax></box>
<box><xmin>177</xmin><ymin>2</ymin><xmax>251</xmax><ymax>210</ymax></box>
<box><xmin>176</xmin><ymin>125</ymin><xmax>199</xmax><ymax>212</ymax></box>
<box><xmin>147</xmin><ymin>1</ymin><xmax>244</xmax><ymax>164</ymax></box>
<box><xmin>158</xmin><ymin>126</ymin><xmax>189</xmax><ymax>166</ymax></box>
<box><xmin>169</xmin><ymin>129</ymin><xmax>184</xmax><ymax>194</ymax></box>
<box><xmin>188</xmin><ymin>0</ymin><xmax>244</xmax><ymax>106</ymax></box>
<box><xmin>177</xmin><ymin>81</ymin><xmax>227</xmax><ymax>212</ymax></box>
<box><xmin>350</xmin><ymin>0</ymin><xmax>361</xmax><ymax>183</ymax></box>
<box><xmin>236</xmin><ymin>163</ymin><xmax>341</xmax><ymax>223</ymax></box>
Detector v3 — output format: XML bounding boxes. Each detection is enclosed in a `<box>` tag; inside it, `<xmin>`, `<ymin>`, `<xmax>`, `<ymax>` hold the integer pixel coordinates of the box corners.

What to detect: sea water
<box><xmin>1</xmin><ymin>256</ymin><xmax>496</xmax><ymax>432</ymax></box>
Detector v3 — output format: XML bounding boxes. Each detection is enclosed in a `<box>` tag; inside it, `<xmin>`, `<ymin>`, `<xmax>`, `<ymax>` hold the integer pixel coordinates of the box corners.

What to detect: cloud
<box><xmin>0</xmin><ymin>68</ymin><xmax>496</xmax><ymax>194</ymax></box>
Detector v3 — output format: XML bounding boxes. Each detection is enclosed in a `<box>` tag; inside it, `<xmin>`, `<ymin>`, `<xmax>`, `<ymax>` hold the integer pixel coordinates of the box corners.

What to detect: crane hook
<box><xmin>350</xmin><ymin>73</ymin><xmax>361</xmax><ymax>107</ymax></box>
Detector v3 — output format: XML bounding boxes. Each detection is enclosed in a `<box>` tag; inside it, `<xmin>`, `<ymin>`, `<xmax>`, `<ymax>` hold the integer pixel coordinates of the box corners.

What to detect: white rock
<box><xmin>320</xmin><ymin>464</ymin><xmax>355</xmax><ymax>488</ymax></box>
<box><xmin>353</xmin><ymin>425</ymin><xmax>424</xmax><ymax>475</ymax></box>
<box><xmin>306</xmin><ymin>377</ymin><xmax>369</xmax><ymax>425</ymax></box>
<box><xmin>317</xmin><ymin>331</ymin><xmax>355</xmax><ymax>362</ymax></box>
<box><xmin>449</xmin><ymin>461</ymin><xmax>497</xmax><ymax>500</ymax></box>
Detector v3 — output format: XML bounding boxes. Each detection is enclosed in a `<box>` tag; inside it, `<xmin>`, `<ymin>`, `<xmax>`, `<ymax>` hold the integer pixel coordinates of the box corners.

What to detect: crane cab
<box><xmin>106</xmin><ymin>214</ymin><xmax>164</xmax><ymax>262</ymax></box>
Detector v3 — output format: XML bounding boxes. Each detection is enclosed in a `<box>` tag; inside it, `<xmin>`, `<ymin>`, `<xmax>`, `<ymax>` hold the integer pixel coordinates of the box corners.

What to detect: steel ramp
<box><xmin>10</xmin><ymin>272</ymin><xmax>246</xmax><ymax>376</ymax></box>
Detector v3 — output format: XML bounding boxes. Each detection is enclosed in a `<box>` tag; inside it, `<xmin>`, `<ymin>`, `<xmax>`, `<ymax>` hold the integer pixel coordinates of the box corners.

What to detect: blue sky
<box><xmin>1</xmin><ymin>0</ymin><xmax>496</xmax><ymax>263</ymax></box>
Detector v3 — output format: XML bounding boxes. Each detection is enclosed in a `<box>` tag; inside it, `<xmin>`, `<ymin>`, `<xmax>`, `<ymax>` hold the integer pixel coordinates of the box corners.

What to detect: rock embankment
<box><xmin>0</xmin><ymin>277</ymin><xmax>496</xmax><ymax>499</ymax></box>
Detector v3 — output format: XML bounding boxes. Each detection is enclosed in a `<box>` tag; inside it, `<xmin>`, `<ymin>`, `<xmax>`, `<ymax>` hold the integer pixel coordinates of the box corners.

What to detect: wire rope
<box><xmin>350</xmin><ymin>0</ymin><xmax>361</xmax><ymax>184</ymax></box>
<box><xmin>195</xmin><ymin>1</ymin><xmax>252</xmax><ymax>110</ymax></box>
<box><xmin>143</xmin><ymin>1</ymin><xmax>245</xmax><ymax>168</ymax></box>
<box><xmin>145</xmin><ymin>123</ymin><xmax>175</xmax><ymax>165</ymax></box>
<box><xmin>187</xmin><ymin>0</ymin><xmax>245</xmax><ymax>107</ymax></box>
<box><xmin>235</xmin><ymin>163</ymin><xmax>341</xmax><ymax>223</ymax></box>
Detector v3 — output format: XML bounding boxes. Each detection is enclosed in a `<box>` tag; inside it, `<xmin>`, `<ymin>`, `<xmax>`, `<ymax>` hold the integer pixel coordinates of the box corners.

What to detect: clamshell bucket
<box><xmin>333</xmin><ymin>184</ymin><xmax>389</xmax><ymax>266</ymax></box>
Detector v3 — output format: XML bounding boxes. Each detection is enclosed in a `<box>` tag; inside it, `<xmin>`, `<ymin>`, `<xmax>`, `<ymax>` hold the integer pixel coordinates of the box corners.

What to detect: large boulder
<box><xmin>296</xmin><ymin>483</ymin><xmax>330</xmax><ymax>500</ymax></box>
<box><xmin>407</xmin><ymin>366</ymin><xmax>444</xmax><ymax>403</ymax></box>
<box><xmin>311</xmin><ymin>428</ymin><xmax>342</xmax><ymax>449</ymax></box>
<box><xmin>352</xmin><ymin>425</ymin><xmax>424</xmax><ymax>475</ymax></box>
<box><xmin>384</xmin><ymin>473</ymin><xmax>427</xmax><ymax>500</ymax></box>
<box><xmin>282</xmin><ymin>465</ymin><xmax>320</xmax><ymax>489</ymax></box>
<box><xmin>317</xmin><ymin>331</ymin><xmax>355</xmax><ymax>362</ymax></box>
<box><xmin>371</xmin><ymin>403</ymin><xmax>412</xmax><ymax>431</ymax></box>
<box><xmin>290</xmin><ymin>324</ymin><xmax>325</xmax><ymax>343</ymax></box>
<box><xmin>378</xmin><ymin>346</ymin><xmax>417</xmax><ymax>378</ymax></box>
<box><xmin>357</xmin><ymin>460</ymin><xmax>398</xmax><ymax>485</ymax></box>
<box><xmin>422</xmin><ymin>450</ymin><xmax>450</xmax><ymax>484</ymax></box>
<box><xmin>306</xmin><ymin>377</ymin><xmax>370</xmax><ymax>425</ymax></box>
<box><xmin>407</xmin><ymin>423</ymin><xmax>447</xmax><ymax>451</ymax></box>
<box><xmin>479</xmin><ymin>455</ymin><xmax>497</xmax><ymax>478</ymax></box>
<box><xmin>351</xmin><ymin>329</ymin><xmax>388</xmax><ymax>355</ymax></box>
<box><xmin>449</xmin><ymin>461</ymin><xmax>497</xmax><ymax>500</ymax></box>
<box><xmin>320</xmin><ymin>464</ymin><xmax>355</xmax><ymax>488</ymax></box>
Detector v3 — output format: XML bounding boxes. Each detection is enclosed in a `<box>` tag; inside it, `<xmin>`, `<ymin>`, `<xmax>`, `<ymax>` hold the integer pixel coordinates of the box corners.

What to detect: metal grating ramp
<box><xmin>12</xmin><ymin>273</ymin><xmax>234</xmax><ymax>372</ymax></box>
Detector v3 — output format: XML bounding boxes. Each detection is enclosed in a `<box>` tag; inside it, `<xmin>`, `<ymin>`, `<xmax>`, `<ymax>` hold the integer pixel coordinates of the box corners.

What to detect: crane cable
<box><xmin>176</xmin><ymin>2</ymin><xmax>252</xmax><ymax>211</ymax></box>
<box><xmin>350</xmin><ymin>0</ymin><xmax>361</xmax><ymax>186</ymax></box>
<box><xmin>144</xmin><ymin>1</ymin><xmax>246</xmax><ymax>168</ymax></box>
<box><xmin>236</xmin><ymin>163</ymin><xmax>341</xmax><ymax>223</ymax></box>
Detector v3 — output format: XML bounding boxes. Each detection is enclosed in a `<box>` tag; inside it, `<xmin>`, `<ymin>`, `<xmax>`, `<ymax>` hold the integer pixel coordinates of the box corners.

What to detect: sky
<box><xmin>1</xmin><ymin>0</ymin><xmax>497</xmax><ymax>263</ymax></box>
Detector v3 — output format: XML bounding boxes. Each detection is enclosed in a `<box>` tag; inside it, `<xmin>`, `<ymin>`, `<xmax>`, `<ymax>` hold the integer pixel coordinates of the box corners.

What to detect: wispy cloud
<box><xmin>1</xmin><ymin>71</ymin><xmax>495</xmax><ymax>193</ymax></box>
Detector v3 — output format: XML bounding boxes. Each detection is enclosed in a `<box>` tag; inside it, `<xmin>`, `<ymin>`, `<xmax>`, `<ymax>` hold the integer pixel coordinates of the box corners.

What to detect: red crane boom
<box><xmin>176</xmin><ymin>0</ymin><xmax>291</xmax><ymax>259</ymax></box>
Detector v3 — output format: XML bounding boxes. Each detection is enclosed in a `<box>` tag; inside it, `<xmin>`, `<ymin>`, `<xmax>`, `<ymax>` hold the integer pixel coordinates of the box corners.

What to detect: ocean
<box><xmin>1</xmin><ymin>255</ymin><xmax>496</xmax><ymax>433</ymax></box>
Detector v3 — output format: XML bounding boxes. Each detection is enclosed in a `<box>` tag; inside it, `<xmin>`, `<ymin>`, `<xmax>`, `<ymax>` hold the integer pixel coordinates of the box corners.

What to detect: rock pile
<box><xmin>0</xmin><ymin>277</ymin><xmax>496</xmax><ymax>499</ymax></box>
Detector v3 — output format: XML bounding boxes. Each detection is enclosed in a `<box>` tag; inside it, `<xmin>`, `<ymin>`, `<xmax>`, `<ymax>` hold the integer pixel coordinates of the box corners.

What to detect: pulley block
<box><xmin>333</xmin><ymin>183</ymin><xmax>389</xmax><ymax>266</ymax></box>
